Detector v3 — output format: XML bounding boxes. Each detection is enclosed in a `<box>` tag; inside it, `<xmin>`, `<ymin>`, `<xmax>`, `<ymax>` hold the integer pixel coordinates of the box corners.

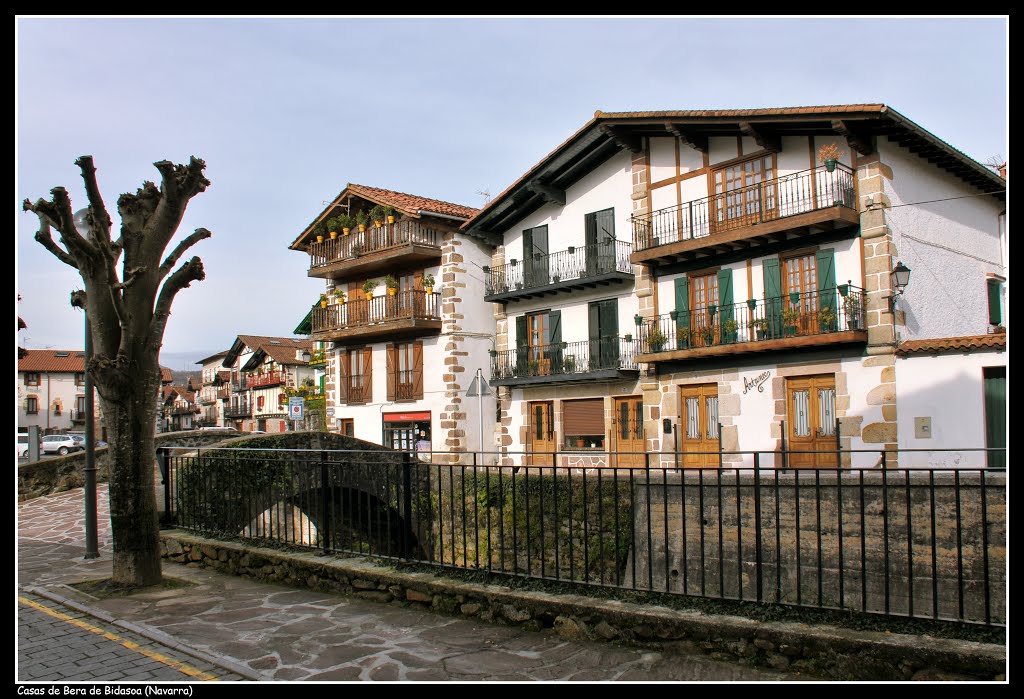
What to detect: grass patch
<box><xmin>69</xmin><ymin>576</ymin><xmax>195</xmax><ymax>599</ymax></box>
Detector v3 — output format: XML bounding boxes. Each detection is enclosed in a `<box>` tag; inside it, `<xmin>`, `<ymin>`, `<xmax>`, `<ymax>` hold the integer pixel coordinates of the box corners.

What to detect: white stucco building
<box><xmin>220</xmin><ymin>335</ymin><xmax>317</xmax><ymax>433</ymax></box>
<box><xmin>18</xmin><ymin>349</ymin><xmax>94</xmax><ymax>435</ymax></box>
<box><xmin>289</xmin><ymin>185</ymin><xmax>496</xmax><ymax>461</ymax></box>
<box><xmin>462</xmin><ymin>105</ymin><xmax>1006</xmax><ymax>469</ymax></box>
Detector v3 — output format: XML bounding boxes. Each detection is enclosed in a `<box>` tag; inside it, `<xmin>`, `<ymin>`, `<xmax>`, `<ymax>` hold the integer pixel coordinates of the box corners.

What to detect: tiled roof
<box><xmin>226</xmin><ymin>335</ymin><xmax>313</xmax><ymax>367</ymax></box>
<box><xmin>897</xmin><ymin>333</ymin><xmax>1007</xmax><ymax>355</ymax></box>
<box><xmin>594</xmin><ymin>104</ymin><xmax>887</xmax><ymax>119</ymax></box>
<box><xmin>195</xmin><ymin>350</ymin><xmax>229</xmax><ymax>366</ymax></box>
<box><xmin>262</xmin><ymin>339</ymin><xmax>314</xmax><ymax>366</ymax></box>
<box><xmin>160</xmin><ymin>366</ymin><xmax>174</xmax><ymax>383</ymax></box>
<box><xmin>346</xmin><ymin>184</ymin><xmax>478</xmax><ymax>220</ymax></box>
<box><xmin>18</xmin><ymin>350</ymin><xmax>85</xmax><ymax>373</ymax></box>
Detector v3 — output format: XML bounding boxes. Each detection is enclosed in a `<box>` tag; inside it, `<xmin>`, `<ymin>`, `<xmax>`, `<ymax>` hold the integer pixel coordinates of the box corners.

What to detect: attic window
<box><xmin>55</xmin><ymin>351</ymin><xmax>69</xmax><ymax>357</ymax></box>
<box><xmin>270</xmin><ymin>340</ymin><xmax>281</xmax><ymax>344</ymax></box>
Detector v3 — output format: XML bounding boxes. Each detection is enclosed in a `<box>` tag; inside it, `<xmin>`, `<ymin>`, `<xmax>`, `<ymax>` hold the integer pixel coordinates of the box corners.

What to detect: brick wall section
<box><xmin>439</xmin><ymin>232</ymin><xmax>469</xmax><ymax>464</ymax></box>
<box><xmin>856</xmin><ymin>151</ymin><xmax>899</xmax><ymax>464</ymax></box>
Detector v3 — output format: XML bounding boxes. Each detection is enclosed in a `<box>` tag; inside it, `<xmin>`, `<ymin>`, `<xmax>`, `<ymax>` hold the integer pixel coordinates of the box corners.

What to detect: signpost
<box><xmin>466</xmin><ymin>369</ymin><xmax>492</xmax><ymax>464</ymax></box>
<box><xmin>289</xmin><ymin>397</ymin><xmax>305</xmax><ymax>431</ymax></box>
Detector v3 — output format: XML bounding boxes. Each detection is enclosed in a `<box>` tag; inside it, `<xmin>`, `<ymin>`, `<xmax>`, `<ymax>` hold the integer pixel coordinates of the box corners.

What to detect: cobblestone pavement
<box><xmin>18</xmin><ymin>485</ymin><xmax>797</xmax><ymax>682</ymax></box>
<box><xmin>18</xmin><ymin>592</ymin><xmax>244</xmax><ymax>682</ymax></box>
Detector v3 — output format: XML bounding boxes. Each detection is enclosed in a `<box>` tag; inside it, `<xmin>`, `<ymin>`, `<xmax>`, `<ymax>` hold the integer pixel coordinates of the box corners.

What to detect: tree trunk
<box><xmin>104</xmin><ymin>375</ymin><xmax>162</xmax><ymax>586</ymax></box>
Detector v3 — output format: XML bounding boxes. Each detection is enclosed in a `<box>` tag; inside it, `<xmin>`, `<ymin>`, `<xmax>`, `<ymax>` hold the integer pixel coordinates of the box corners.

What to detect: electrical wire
<box><xmin>885</xmin><ymin>189</ymin><xmax>1005</xmax><ymax>210</ymax></box>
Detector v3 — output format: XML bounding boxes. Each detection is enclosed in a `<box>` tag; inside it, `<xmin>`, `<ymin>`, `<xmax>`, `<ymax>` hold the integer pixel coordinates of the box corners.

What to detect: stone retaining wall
<box><xmin>160</xmin><ymin>531</ymin><xmax>1004</xmax><ymax>681</ymax></box>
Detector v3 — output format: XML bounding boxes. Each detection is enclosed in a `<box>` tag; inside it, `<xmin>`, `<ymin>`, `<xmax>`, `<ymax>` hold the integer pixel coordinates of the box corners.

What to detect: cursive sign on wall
<box><xmin>743</xmin><ymin>370</ymin><xmax>771</xmax><ymax>395</ymax></box>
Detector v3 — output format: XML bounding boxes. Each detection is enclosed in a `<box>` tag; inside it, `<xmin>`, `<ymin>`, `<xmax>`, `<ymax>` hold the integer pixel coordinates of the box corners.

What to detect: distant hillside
<box><xmin>170</xmin><ymin>369</ymin><xmax>203</xmax><ymax>387</ymax></box>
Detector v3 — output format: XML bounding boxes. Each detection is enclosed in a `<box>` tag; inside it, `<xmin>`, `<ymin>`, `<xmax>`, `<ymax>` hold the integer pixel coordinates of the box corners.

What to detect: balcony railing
<box><xmin>308</xmin><ymin>350</ymin><xmax>327</xmax><ymax>366</ymax></box>
<box><xmin>249</xmin><ymin>371</ymin><xmax>285</xmax><ymax>388</ymax></box>
<box><xmin>216</xmin><ymin>386</ymin><xmax>231</xmax><ymax>400</ymax></box>
<box><xmin>312</xmin><ymin>290</ymin><xmax>441</xmax><ymax>334</ymax></box>
<box><xmin>631</xmin><ymin>164</ymin><xmax>856</xmax><ymax>253</ymax></box>
<box><xmin>491</xmin><ymin>338</ymin><xmax>638</xmax><ymax>382</ymax></box>
<box><xmin>485</xmin><ymin>240</ymin><xmax>633</xmax><ymax>297</ymax></box>
<box><xmin>345</xmin><ymin>377</ymin><xmax>371</xmax><ymax>405</ymax></box>
<box><xmin>636</xmin><ymin>286</ymin><xmax>867</xmax><ymax>356</ymax></box>
<box><xmin>309</xmin><ymin>220</ymin><xmax>441</xmax><ymax>269</ymax></box>
<box><xmin>231</xmin><ymin>377</ymin><xmax>248</xmax><ymax>391</ymax></box>
<box><xmin>169</xmin><ymin>405</ymin><xmax>199</xmax><ymax>416</ymax></box>
<box><xmin>224</xmin><ymin>402</ymin><xmax>251</xmax><ymax>419</ymax></box>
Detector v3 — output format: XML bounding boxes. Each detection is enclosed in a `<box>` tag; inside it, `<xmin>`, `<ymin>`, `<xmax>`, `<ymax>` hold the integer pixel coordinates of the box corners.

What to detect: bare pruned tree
<box><xmin>23</xmin><ymin>155</ymin><xmax>211</xmax><ymax>585</ymax></box>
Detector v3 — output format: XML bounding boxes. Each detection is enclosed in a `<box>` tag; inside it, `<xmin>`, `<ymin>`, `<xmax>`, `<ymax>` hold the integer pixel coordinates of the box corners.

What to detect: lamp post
<box><xmin>73</xmin><ymin>208</ymin><xmax>99</xmax><ymax>560</ymax></box>
<box><xmin>886</xmin><ymin>261</ymin><xmax>912</xmax><ymax>312</ymax></box>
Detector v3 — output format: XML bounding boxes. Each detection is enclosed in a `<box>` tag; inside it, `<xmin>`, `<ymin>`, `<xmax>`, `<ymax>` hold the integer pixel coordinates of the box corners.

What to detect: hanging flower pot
<box><xmin>329</xmin><ymin>230</ymin><xmax>338</xmax><ymax>239</ymax></box>
<box><xmin>343</xmin><ymin>228</ymin><xmax>350</xmax><ymax>236</ymax></box>
<box><xmin>837</xmin><ymin>283</ymin><xmax>850</xmax><ymax>297</ymax></box>
<box><xmin>388</xmin><ymin>288</ymin><xmax>397</xmax><ymax>296</ymax></box>
<box><xmin>387</xmin><ymin>216</ymin><xmax>395</xmax><ymax>224</ymax></box>
<box><xmin>316</xmin><ymin>234</ymin><xmax>324</xmax><ymax>243</ymax></box>
<box><xmin>824</xmin><ymin>159</ymin><xmax>837</xmax><ymax>173</ymax></box>
<box><xmin>747</xmin><ymin>299</ymin><xmax>758</xmax><ymax>311</ymax></box>
<box><xmin>789</xmin><ymin>292</ymin><xmax>800</xmax><ymax>304</ymax></box>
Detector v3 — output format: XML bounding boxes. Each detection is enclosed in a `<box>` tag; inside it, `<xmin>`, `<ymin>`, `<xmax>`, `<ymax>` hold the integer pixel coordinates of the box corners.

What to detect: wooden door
<box><xmin>786</xmin><ymin>375</ymin><xmax>837</xmax><ymax>468</ymax></box>
<box><xmin>338</xmin><ymin>418</ymin><xmax>354</xmax><ymax>437</ymax></box>
<box><xmin>782</xmin><ymin>253</ymin><xmax>819</xmax><ymax>336</ymax></box>
<box><xmin>527</xmin><ymin>401</ymin><xmax>556</xmax><ymax>466</ymax></box>
<box><xmin>612</xmin><ymin>396</ymin><xmax>644</xmax><ymax>468</ymax></box>
<box><xmin>680</xmin><ymin>384</ymin><xmax>719</xmax><ymax>468</ymax></box>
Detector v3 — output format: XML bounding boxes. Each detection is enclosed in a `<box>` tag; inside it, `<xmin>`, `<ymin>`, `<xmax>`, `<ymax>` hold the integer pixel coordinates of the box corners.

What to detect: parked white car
<box><xmin>40</xmin><ymin>434</ymin><xmax>84</xmax><ymax>456</ymax></box>
<box><xmin>17</xmin><ymin>435</ymin><xmax>30</xmax><ymax>458</ymax></box>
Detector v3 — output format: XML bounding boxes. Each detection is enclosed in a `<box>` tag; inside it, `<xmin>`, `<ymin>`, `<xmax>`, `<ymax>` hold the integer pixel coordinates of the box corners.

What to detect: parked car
<box><xmin>17</xmin><ymin>434</ymin><xmax>29</xmax><ymax>458</ymax></box>
<box><xmin>66</xmin><ymin>432</ymin><xmax>108</xmax><ymax>447</ymax></box>
<box><xmin>40</xmin><ymin>434</ymin><xmax>85</xmax><ymax>456</ymax></box>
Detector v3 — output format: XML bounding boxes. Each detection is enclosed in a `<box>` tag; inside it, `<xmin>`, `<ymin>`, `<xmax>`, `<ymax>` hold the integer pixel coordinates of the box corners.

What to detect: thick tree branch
<box><xmin>158</xmin><ymin>228</ymin><xmax>211</xmax><ymax>281</ymax></box>
<box><xmin>75</xmin><ymin>155</ymin><xmax>114</xmax><ymax>246</ymax></box>
<box><xmin>149</xmin><ymin>257</ymin><xmax>205</xmax><ymax>348</ymax></box>
<box><xmin>49</xmin><ymin>186</ymin><xmax>99</xmax><ymax>260</ymax></box>
<box><xmin>112</xmin><ymin>266</ymin><xmax>147</xmax><ymax>290</ymax></box>
<box><xmin>146</xmin><ymin>157</ymin><xmax>211</xmax><ymax>256</ymax></box>
<box><xmin>24</xmin><ymin>204</ymin><xmax>79</xmax><ymax>269</ymax></box>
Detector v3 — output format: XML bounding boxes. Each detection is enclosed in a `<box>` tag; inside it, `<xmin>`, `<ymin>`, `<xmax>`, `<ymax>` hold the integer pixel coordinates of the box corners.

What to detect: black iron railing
<box><xmin>631</xmin><ymin>164</ymin><xmax>856</xmax><ymax>252</ymax></box>
<box><xmin>491</xmin><ymin>338</ymin><xmax>638</xmax><ymax>381</ymax></box>
<box><xmin>223</xmin><ymin>402</ymin><xmax>251</xmax><ymax>419</ymax></box>
<box><xmin>309</xmin><ymin>220</ymin><xmax>441</xmax><ymax>269</ymax></box>
<box><xmin>485</xmin><ymin>240</ymin><xmax>633</xmax><ymax>296</ymax></box>
<box><xmin>164</xmin><ymin>446</ymin><xmax>1005</xmax><ymax>627</ymax></box>
<box><xmin>637</xmin><ymin>285</ymin><xmax>866</xmax><ymax>355</ymax></box>
<box><xmin>312</xmin><ymin>291</ymin><xmax>441</xmax><ymax>334</ymax></box>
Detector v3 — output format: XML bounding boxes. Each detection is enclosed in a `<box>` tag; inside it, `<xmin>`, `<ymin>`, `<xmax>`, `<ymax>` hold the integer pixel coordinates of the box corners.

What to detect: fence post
<box><xmin>781</xmin><ymin>420</ymin><xmax>788</xmax><ymax>470</ymax></box>
<box><xmin>158</xmin><ymin>447</ymin><xmax>172</xmax><ymax>527</ymax></box>
<box><xmin>754</xmin><ymin>451</ymin><xmax>763</xmax><ymax>603</ymax></box>
<box><xmin>320</xmin><ymin>450</ymin><xmax>330</xmax><ymax>554</ymax></box>
<box><xmin>402</xmin><ymin>451</ymin><xmax>413</xmax><ymax>560</ymax></box>
<box><xmin>836</xmin><ymin>417</ymin><xmax>842</xmax><ymax>467</ymax></box>
<box><xmin>718</xmin><ymin>422</ymin><xmax>723</xmax><ymax>469</ymax></box>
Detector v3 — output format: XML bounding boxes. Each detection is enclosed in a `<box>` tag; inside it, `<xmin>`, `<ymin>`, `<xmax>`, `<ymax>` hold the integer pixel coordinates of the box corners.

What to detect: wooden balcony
<box><xmin>631</xmin><ymin>165</ymin><xmax>859</xmax><ymax>267</ymax></box>
<box><xmin>312</xmin><ymin>290</ymin><xmax>442</xmax><ymax>344</ymax></box>
<box><xmin>248</xmin><ymin>371</ymin><xmax>285</xmax><ymax>389</ymax></box>
<box><xmin>307</xmin><ymin>220</ymin><xmax>442</xmax><ymax>280</ymax></box>
<box><xmin>635</xmin><ymin>286</ymin><xmax>868</xmax><ymax>363</ymax></box>
<box><xmin>484</xmin><ymin>240</ymin><xmax>634</xmax><ymax>302</ymax></box>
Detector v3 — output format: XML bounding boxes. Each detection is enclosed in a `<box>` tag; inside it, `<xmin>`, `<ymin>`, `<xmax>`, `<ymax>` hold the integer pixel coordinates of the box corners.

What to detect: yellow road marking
<box><xmin>19</xmin><ymin>595</ymin><xmax>220</xmax><ymax>681</ymax></box>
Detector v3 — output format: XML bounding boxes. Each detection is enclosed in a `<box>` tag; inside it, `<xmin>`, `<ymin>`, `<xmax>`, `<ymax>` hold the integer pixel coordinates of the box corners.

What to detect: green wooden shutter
<box><xmin>817</xmin><ymin>248</ymin><xmax>837</xmax><ymax>331</ymax></box>
<box><xmin>599</xmin><ymin>299</ymin><xmax>619</xmax><ymax>368</ymax></box>
<box><xmin>516</xmin><ymin>315</ymin><xmax>528</xmax><ymax>376</ymax></box>
<box><xmin>584</xmin><ymin>213</ymin><xmax>598</xmax><ymax>276</ymax></box>
<box><xmin>717</xmin><ymin>269</ymin><xmax>735</xmax><ymax>341</ymax></box>
<box><xmin>763</xmin><ymin>258</ymin><xmax>782</xmax><ymax>338</ymax></box>
<box><xmin>588</xmin><ymin>303</ymin><xmax>600</xmax><ymax>370</ymax></box>
<box><xmin>549</xmin><ymin>310</ymin><xmax>563</xmax><ymax>373</ymax></box>
<box><xmin>984</xmin><ymin>367</ymin><xmax>1006</xmax><ymax>469</ymax></box>
<box><xmin>987</xmin><ymin>280</ymin><xmax>1002</xmax><ymax>325</ymax></box>
<box><xmin>674</xmin><ymin>276</ymin><xmax>690</xmax><ymax>348</ymax></box>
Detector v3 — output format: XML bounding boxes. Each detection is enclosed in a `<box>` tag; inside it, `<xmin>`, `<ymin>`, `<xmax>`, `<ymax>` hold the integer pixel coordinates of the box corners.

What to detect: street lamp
<box><xmin>72</xmin><ymin>208</ymin><xmax>99</xmax><ymax>560</ymax></box>
<box><xmin>887</xmin><ymin>261</ymin><xmax>912</xmax><ymax>311</ymax></box>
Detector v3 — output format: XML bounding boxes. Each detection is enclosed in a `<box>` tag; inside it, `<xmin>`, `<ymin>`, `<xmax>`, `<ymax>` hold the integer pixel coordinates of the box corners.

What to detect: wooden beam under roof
<box><xmin>738</xmin><ymin>121</ymin><xmax>781</xmax><ymax>152</ymax></box>
<box><xmin>527</xmin><ymin>180</ymin><xmax>566</xmax><ymax>206</ymax></box>
<box><xmin>831</xmin><ymin>119</ymin><xmax>876</xmax><ymax>155</ymax></box>
<box><xmin>600</xmin><ymin>125</ymin><xmax>643</xmax><ymax>154</ymax></box>
<box><xmin>665</xmin><ymin>123</ymin><xmax>708</xmax><ymax>154</ymax></box>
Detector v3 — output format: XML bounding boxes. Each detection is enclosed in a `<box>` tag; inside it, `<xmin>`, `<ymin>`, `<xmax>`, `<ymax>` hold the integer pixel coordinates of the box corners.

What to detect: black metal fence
<box><xmin>491</xmin><ymin>337</ymin><xmax>639</xmax><ymax>381</ymax></box>
<box><xmin>484</xmin><ymin>240</ymin><xmax>633</xmax><ymax>296</ymax></box>
<box><xmin>161</xmin><ymin>446</ymin><xmax>1005</xmax><ymax>627</ymax></box>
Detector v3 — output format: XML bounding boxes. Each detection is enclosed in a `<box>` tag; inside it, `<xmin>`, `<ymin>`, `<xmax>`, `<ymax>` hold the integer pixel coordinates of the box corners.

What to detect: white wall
<box><xmin>18</xmin><ymin>372</ymin><xmax>89</xmax><ymax>433</ymax></box>
<box><xmin>880</xmin><ymin>138</ymin><xmax>1005</xmax><ymax>341</ymax></box>
<box><xmin>896</xmin><ymin>350</ymin><xmax>1006</xmax><ymax>467</ymax></box>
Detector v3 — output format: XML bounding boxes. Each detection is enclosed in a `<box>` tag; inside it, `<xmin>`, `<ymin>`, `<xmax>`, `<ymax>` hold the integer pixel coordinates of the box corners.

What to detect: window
<box><xmin>343</xmin><ymin>348</ymin><xmax>372</xmax><ymax>404</ymax></box>
<box><xmin>75</xmin><ymin>373</ymin><xmax>85</xmax><ymax>386</ymax></box>
<box><xmin>713</xmin><ymin>154</ymin><xmax>776</xmax><ymax>227</ymax></box>
<box><xmin>562</xmin><ymin>399</ymin><xmax>605</xmax><ymax>450</ymax></box>
<box><xmin>987</xmin><ymin>278</ymin><xmax>1004</xmax><ymax>327</ymax></box>
<box><xmin>689</xmin><ymin>272</ymin><xmax>719</xmax><ymax>346</ymax></box>
<box><xmin>25</xmin><ymin>372</ymin><xmax>40</xmax><ymax>386</ymax></box>
<box><xmin>584</xmin><ymin>208</ymin><xmax>616</xmax><ymax>275</ymax></box>
<box><xmin>25</xmin><ymin>396</ymin><xmax>38</xmax><ymax>414</ymax></box>
<box><xmin>387</xmin><ymin>342</ymin><xmax>423</xmax><ymax>401</ymax></box>
<box><xmin>338</xmin><ymin>418</ymin><xmax>355</xmax><ymax>437</ymax></box>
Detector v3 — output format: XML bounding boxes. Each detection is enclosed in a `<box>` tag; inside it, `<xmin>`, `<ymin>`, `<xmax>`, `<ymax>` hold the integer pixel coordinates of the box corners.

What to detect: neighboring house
<box><xmin>462</xmin><ymin>104</ymin><xmax>1006</xmax><ymax>468</ymax></box>
<box><xmin>18</xmin><ymin>349</ymin><xmax>96</xmax><ymax>435</ymax></box>
<box><xmin>288</xmin><ymin>184</ymin><xmax>496</xmax><ymax>459</ymax></box>
<box><xmin>154</xmin><ymin>366</ymin><xmax>175</xmax><ymax>433</ymax></box>
<box><xmin>161</xmin><ymin>383</ymin><xmax>200</xmax><ymax>432</ymax></box>
<box><xmin>196</xmin><ymin>351</ymin><xmax>230</xmax><ymax>427</ymax></box>
<box><xmin>220</xmin><ymin>335</ymin><xmax>316</xmax><ymax>433</ymax></box>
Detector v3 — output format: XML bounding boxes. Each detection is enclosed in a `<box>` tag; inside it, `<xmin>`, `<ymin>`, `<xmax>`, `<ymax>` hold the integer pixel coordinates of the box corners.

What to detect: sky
<box><xmin>16</xmin><ymin>17</ymin><xmax>1008</xmax><ymax>370</ymax></box>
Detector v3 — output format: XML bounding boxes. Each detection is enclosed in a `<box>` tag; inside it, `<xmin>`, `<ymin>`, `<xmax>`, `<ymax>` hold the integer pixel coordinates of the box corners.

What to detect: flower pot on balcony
<box><xmin>329</xmin><ymin>230</ymin><xmax>338</xmax><ymax>239</ymax></box>
<box><xmin>789</xmin><ymin>292</ymin><xmax>800</xmax><ymax>305</ymax></box>
<box><xmin>387</xmin><ymin>216</ymin><xmax>395</xmax><ymax>224</ymax></box>
<box><xmin>358</xmin><ymin>224</ymin><xmax>366</xmax><ymax>233</ymax></box>
<box><xmin>824</xmin><ymin>159</ymin><xmax>838</xmax><ymax>173</ymax></box>
<box><xmin>342</xmin><ymin>228</ymin><xmax>350</xmax><ymax>236</ymax></box>
<box><xmin>424</xmin><ymin>286</ymin><xmax>433</xmax><ymax>295</ymax></box>
<box><xmin>576</xmin><ymin>438</ymin><xmax>585</xmax><ymax>448</ymax></box>
<box><xmin>388</xmin><ymin>288</ymin><xmax>397</xmax><ymax>296</ymax></box>
<box><xmin>747</xmin><ymin>299</ymin><xmax>758</xmax><ymax>312</ymax></box>
<box><xmin>365</xmin><ymin>293</ymin><xmax>373</xmax><ymax>301</ymax></box>
<box><xmin>316</xmin><ymin>234</ymin><xmax>324</xmax><ymax>243</ymax></box>
<box><xmin>837</xmin><ymin>283</ymin><xmax>849</xmax><ymax>297</ymax></box>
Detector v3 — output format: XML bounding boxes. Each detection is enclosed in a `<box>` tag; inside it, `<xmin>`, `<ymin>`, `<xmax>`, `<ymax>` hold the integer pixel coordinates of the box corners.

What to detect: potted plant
<box><xmin>575</xmin><ymin>437</ymin><xmax>585</xmax><ymax>448</ymax></box>
<box><xmin>750</xmin><ymin>317</ymin><xmax>769</xmax><ymax>340</ymax></box>
<box><xmin>702</xmin><ymin>324</ymin><xmax>716</xmax><ymax>345</ymax></box>
<box><xmin>818</xmin><ymin>142</ymin><xmax>845</xmax><ymax>173</ymax></box>
<box><xmin>563</xmin><ymin>356</ymin><xmax>576</xmax><ymax>373</ymax></box>
<box><xmin>623</xmin><ymin>333</ymin><xmax>633</xmax><ymax>343</ymax></box>
<box><xmin>362</xmin><ymin>279</ymin><xmax>379</xmax><ymax>300</ymax></box>
<box><xmin>422</xmin><ymin>273</ymin><xmax>435</xmax><ymax>294</ymax></box>
<box><xmin>782</xmin><ymin>307</ymin><xmax>801</xmax><ymax>336</ymax></box>
<box><xmin>385</xmin><ymin>274</ymin><xmax>399</xmax><ymax>296</ymax></box>
<box><xmin>319</xmin><ymin>293</ymin><xmax>328</xmax><ymax>309</ymax></box>
<box><xmin>676</xmin><ymin>326</ymin><xmax>692</xmax><ymax>349</ymax></box>
<box><xmin>669</xmin><ymin>310</ymin><xmax>678</xmax><ymax>321</ymax></box>
<box><xmin>723</xmin><ymin>318</ymin><xmax>739</xmax><ymax>342</ymax></box>
<box><xmin>789</xmin><ymin>292</ymin><xmax>800</xmax><ymax>305</ymax></box>
<box><xmin>313</xmin><ymin>224</ymin><xmax>324</xmax><ymax>244</ymax></box>
<box><xmin>369</xmin><ymin>205</ymin><xmax>385</xmax><ymax>228</ymax></box>
<box><xmin>819</xmin><ymin>306</ymin><xmax>837</xmax><ymax>332</ymax></box>
<box><xmin>355</xmin><ymin>210</ymin><xmax>368</xmax><ymax>233</ymax></box>
<box><xmin>646</xmin><ymin>326</ymin><xmax>668</xmax><ymax>353</ymax></box>
<box><xmin>747</xmin><ymin>298</ymin><xmax>758</xmax><ymax>312</ymax></box>
<box><xmin>527</xmin><ymin>359</ymin><xmax>540</xmax><ymax>376</ymax></box>
<box><xmin>333</xmin><ymin>289</ymin><xmax>346</xmax><ymax>303</ymax></box>
<box><xmin>552</xmin><ymin>273</ymin><xmax>560</xmax><ymax>283</ymax></box>
<box><xmin>325</xmin><ymin>216</ymin><xmax>339</xmax><ymax>240</ymax></box>
<box><xmin>708</xmin><ymin>304</ymin><xmax>717</xmax><ymax>319</ymax></box>
<box><xmin>837</xmin><ymin>282</ymin><xmax>850</xmax><ymax>297</ymax></box>
<box><xmin>383</xmin><ymin>205</ymin><xmax>396</xmax><ymax>224</ymax></box>
<box><xmin>843</xmin><ymin>294</ymin><xmax>863</xmax><ymax>330</ymax></box>
<box><xmin>338</xmin><ymin>213</ymin><xmax>353</xmax><ymax>236</ymax></box>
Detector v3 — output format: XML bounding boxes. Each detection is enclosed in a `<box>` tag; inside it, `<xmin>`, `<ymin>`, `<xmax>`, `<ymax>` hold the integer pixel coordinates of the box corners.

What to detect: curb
<box><xmin>161</xmin><ymin>531</ymin><xmax>1005</xmax><ymax>681</ymax></box>
<box><xmin>22</xmin><ymin>585</ymin><xmax>265</xmax><ymax>682</ymax></box>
